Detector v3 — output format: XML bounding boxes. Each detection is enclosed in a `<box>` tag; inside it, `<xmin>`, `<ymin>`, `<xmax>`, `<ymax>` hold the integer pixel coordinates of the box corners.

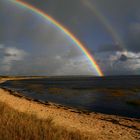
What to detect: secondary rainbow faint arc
<box><xmin>11</xmin><ymin>0</ymin><xmax>103</xmax><ymax>76</ymax></box>
<box><xmin>82</xmin><ymin>0</ymin><xmax>126</xmax><ymax>51</ymax></box>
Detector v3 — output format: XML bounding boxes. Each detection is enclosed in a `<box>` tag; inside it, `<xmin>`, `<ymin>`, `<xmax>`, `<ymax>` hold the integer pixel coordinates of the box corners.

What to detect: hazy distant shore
<box><xmin>0</xmin><ymin>86</ymin><xmax>139</xmax><ymax>140</ymax></box>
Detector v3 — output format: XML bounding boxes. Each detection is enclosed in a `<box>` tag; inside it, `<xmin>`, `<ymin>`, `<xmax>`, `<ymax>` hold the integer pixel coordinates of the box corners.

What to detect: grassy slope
<box><xmin>0</xmin><ymin>101</ymin><xmax>91</xmax><ymax>140</ymax></box>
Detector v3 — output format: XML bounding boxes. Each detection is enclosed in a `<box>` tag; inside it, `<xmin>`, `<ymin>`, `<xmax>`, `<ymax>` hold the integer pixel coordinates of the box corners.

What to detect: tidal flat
<box><xmin>1</xmin><ymin>76</ymin><xmax>140</xmax><ymax>118</ymax></box>
<box><xmin>0</xmin><ymin>76</ymin><xmax>140</xmax><ymax>140</ymax></box>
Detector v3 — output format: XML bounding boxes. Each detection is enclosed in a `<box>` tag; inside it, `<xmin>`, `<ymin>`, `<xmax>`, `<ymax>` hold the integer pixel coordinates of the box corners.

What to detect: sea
<box><xmin>1</xmin><ymin>76</ymin><xmax>140</xmax><ymax>118</ymax></box>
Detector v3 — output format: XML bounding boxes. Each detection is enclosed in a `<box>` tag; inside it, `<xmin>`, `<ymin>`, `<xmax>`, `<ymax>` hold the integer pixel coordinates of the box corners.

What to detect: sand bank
<box><xmin>0</xmin><ymin>88</ymin><xmax>139</xmax><ymax>140</ymax></box>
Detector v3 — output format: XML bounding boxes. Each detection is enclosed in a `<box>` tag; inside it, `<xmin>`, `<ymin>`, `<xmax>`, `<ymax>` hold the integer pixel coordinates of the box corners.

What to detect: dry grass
<box><xmin>0</xmin><ymin>101</ymin><xmax>92</xmax><ymax>140</ymax></box>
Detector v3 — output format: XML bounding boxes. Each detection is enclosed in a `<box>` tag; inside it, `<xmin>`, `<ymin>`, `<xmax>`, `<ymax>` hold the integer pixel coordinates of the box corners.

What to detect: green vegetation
<box><xmin>0</xmin><ymin>101</ymin><xmax>91</xmax><ymax>140</ymax></box>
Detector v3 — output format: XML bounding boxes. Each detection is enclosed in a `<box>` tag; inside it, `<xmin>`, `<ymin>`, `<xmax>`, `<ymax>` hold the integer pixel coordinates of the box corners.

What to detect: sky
<box><xmin>0</xmin><ymin>0</ymin><xmax>140</xmax><ymax>76</ymax></box>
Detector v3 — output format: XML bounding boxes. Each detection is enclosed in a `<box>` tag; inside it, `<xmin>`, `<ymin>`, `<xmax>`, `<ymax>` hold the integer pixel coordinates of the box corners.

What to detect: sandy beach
<box><xmin>0</xmin><ymin>87</ymin><xmax>139</xmax><ymax>140</ymax></box>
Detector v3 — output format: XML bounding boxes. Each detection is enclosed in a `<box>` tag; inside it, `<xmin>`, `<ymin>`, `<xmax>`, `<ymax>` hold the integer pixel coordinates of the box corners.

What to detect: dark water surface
<box><xmin>1</xmin><ymin>76</ymin><xmax>140</xmax><ymax>118</ymax></box>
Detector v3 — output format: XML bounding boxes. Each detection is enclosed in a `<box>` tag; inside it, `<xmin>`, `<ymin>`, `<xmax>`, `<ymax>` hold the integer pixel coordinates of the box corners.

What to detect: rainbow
<box><xmin>10</xmin><ymin>0</ymin><xmax>103</xmax><ymax>76</ymax></box>
<box><xmin>83</xmin><ymin>0</ymin><xmax>126</xmax><ymax>51</ymax></box>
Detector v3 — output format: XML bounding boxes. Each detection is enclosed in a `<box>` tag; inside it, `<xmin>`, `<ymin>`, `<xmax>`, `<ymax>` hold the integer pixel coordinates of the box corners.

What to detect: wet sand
<box><xmin>0</xmin><ymin>88</ymin><xmax>139</xmax><ymax>140</ymax></box>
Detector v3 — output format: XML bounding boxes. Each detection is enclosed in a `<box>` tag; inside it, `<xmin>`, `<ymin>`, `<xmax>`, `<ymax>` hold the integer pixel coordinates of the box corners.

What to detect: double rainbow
<box><xmin>83</xmin><ymin>0</ymin><xmax>126</xmax><ymax>51</ymax></box>
<box><xmin>11</xmin><ymin>0</ymin><xmax>103</xmax><ymax>76</ymax></box>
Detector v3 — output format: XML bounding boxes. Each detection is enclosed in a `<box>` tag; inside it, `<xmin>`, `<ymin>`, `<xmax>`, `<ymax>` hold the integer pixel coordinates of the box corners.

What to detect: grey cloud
<box><xmin>95</xmin><ymin>51</ymin><xmax>140</xmax><ymax>75</ymax></box>
<box><xmin>0</xmin><ymin>44</ymin><xmax>4</xmax><ymax>49</ymax></box>
<box><xmin>130</xmin><ymin>23</ymin><xmax>140</xmax><ymax>34</ymax></box>
<box><xmin>54</xmin><ymin>56</ymin><xmax>94</xmax><ymax>75</ymax></box>
<box><xmin>96</xmin><ymin>44</ymin><xmax>122</xmax><ymax>52</ymax></box>
<box><xmin>9</xmin><ymin>0</ymin><xmax>140</xmax><ymax>54</ymax></box>
<box><xmin>127</xmin><ymin>22</ymin><xmax>140</xmax><ymax>52</ymax></box>
<box><xmin>0</xmin><ymin>45</ymin><xmax>28</xmax><ymax>72</ymax></box>
<box><xmin>61</xmin><ymin>47</ymin><xmax>83</xmax><ymax>59</ymax></box>
<box><xmin>84</xmin><ymin>0</ymin><xmax>140</xmax><ymax>53</ymax></box>
<box><xmin>7</xmin><ymin>54</ymin><xmax>96</xmax><ymax>76</ymax></box>
<box><xmin>1</xmin><ymin>0</ymin><xmax>140</xmax><ymax>76</ymax></box>
<box><xmin>0</xmin><ymin>44</ymin><xmax>96</xmax><ymax>76</ymax></box>
<box><xmin>118</xmin><ymin>54</ymin><xmax>128</xmax><ymax>62</ymax></box>
<box><xmin>91</xmin><ymin>0</ymin><xmax>140</xmax><ymax>20</ymax></box>
<box><xmin>2</xmin><ymin>47</ymin><xmax>27</xmax><ymax>63</ymax></box>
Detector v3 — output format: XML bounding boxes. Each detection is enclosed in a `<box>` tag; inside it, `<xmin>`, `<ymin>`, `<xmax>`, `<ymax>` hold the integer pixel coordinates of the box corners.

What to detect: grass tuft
<box><xmin>0</xmin><ymin>101</ymin><xmax>92</xmax><ymax>140</ymax></box>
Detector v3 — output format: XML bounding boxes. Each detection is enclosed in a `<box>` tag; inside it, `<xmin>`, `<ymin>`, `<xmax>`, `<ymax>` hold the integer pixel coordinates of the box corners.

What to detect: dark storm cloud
<box><xmin>118</xmin><ymin>54</ymin><xmax>128</xmax><ymax>62</ymax></box>
<box><xmin>126</xmin><ymin>22</ymin><xmax>140</xmax><ymax>52</ymax></box>
<box><xmin>92</xmin><ymin>0</ymin><xmax>140</xmax><ymax>18</ymax></box>
<box><xmin>2</xmin><ymin>0</ymin><xmax>97</xmax><ymax>75</ymax></box>
<box><xmin>0</xmin><ymin>44</ymin><xmax>93</xmax><ymax>76</ymax></box>
<box><xmin>95</xmin><ymin>50</ymin><xmax>140</xmax><ymax>75</ymax></box>
<box><xmin>96</xmin><ymin>44</ymin><xmax>122</xmax><ymax>52</ymax></box>
<box><xmin>24</xmin><ymin>0</ymin><xmax>140</xmax><ymax>53</ymax></box>
<box><xmin>23</xmin><ymin>0</ymin><xmax>113</xmax><ymax>50</ymax></box>
<box><xmin>83</xmin><ymin>0</ymin><xmax>140</xmax><ymax>52</ymax></box>
<box><xmin>0</xmin><ymin>0</ymin><xmax>94</xmax><ymax>76</ymax></box>
<box><xmin>24</xmin><ymin>0</ymin><xmax>140</xmax><ymax>75</ymax></box>
<box><xmin>1</xmin><ymin>0</ymin><xmax>140</xmax><ymax>75</ymax></box>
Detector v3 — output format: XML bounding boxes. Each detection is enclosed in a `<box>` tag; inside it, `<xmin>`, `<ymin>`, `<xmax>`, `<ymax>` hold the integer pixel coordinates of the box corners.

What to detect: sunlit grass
<box><xmin>0</xmin><ymin>101</ymin><xmax>91</xmax><ymax>140</ymax></box>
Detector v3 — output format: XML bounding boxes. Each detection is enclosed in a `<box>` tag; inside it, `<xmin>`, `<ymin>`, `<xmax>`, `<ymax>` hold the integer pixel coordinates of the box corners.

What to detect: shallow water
<box><xmin>1</xmin><ymin>77</ymin><xmax>140</xmax><ymax>118</ymax></box>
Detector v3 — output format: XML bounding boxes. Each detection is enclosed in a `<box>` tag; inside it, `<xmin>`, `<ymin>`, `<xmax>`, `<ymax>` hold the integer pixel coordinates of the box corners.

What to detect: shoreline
<box><xmin>0</xmin><ymin>88</ymin><xmax>140</xmax><ymax>139</ymax></box>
